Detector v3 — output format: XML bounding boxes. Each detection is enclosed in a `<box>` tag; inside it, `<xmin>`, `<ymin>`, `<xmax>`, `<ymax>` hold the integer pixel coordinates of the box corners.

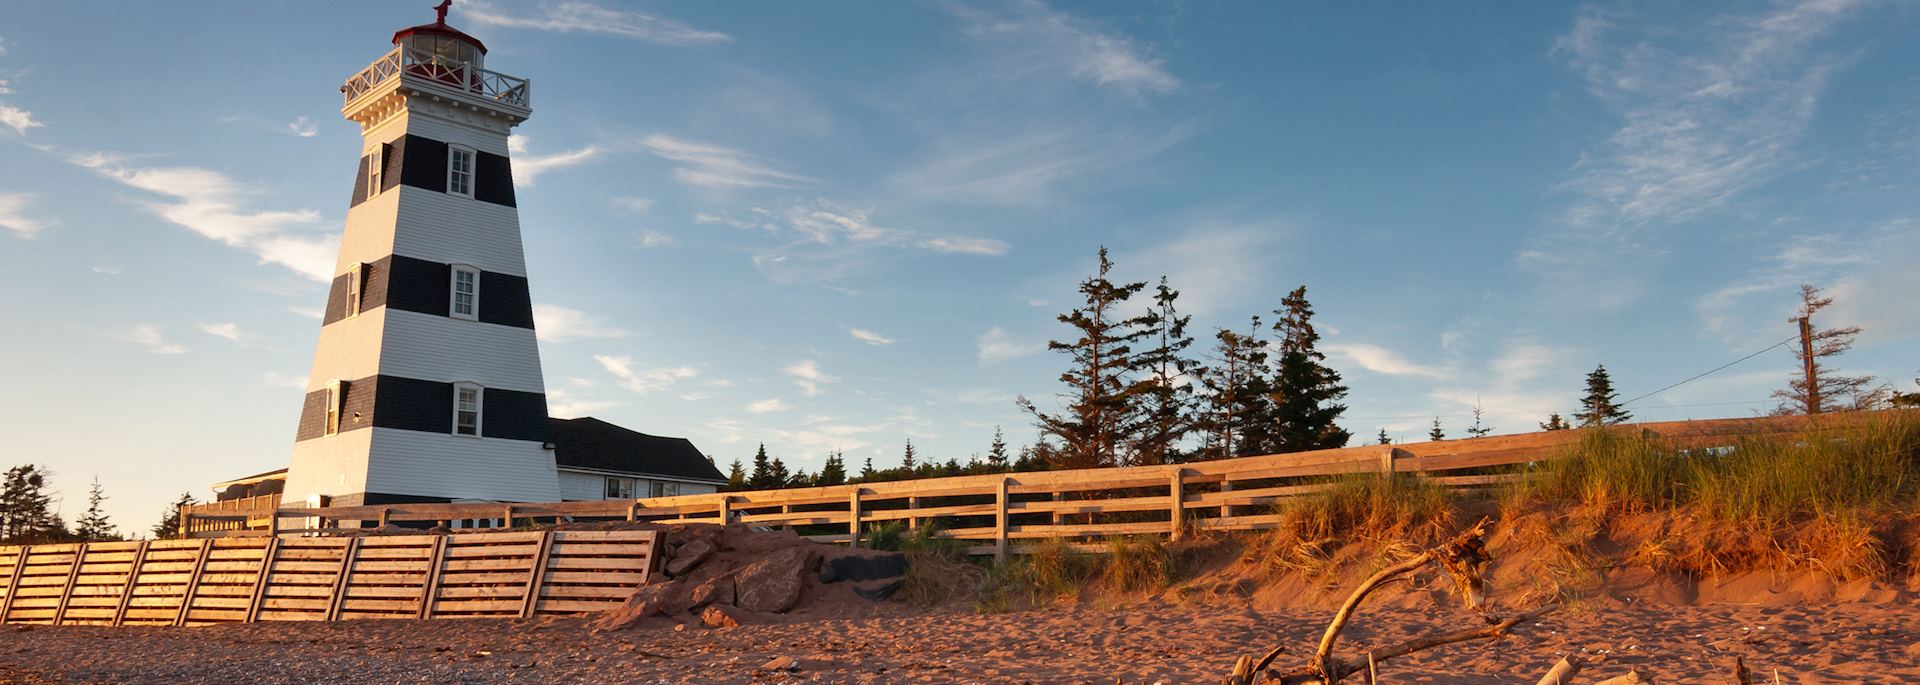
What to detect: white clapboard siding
<box><xmin>378</xmin><ymin>309</ymin><xmax>545</xmax><ymax>394</ymax></box>
<box><xmin>335</xmin><ymin>188</ymin><xmax>401</xmax><ymax>273</ymax></box>
<box><xmin>285</xmin><ymin>429</ymin><xmax>377</xmax><ymax>503</ymax></box>
<box><xmin>369</xmin><ymin>108</ymin><xmax>512</xmax><ymax>157</ymax></box>
<box><xmin>305</xmin><ymin>309</ymin><xmax>388</xmax><ymax>392</ymax></box>
<box><xmin>363</xmin><ymin>428</ymin><xmax>560</xmax><ymax>503</ymax></box>
<box><xmin>389</xmin><ymin>187</ymin><xmax>529</xmax><ymax>277</ymax></box>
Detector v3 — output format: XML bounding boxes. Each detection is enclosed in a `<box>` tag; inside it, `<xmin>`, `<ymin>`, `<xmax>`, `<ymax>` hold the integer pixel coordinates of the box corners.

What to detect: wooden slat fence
<box><xmin>0</xmin><ymin>530</ymin><xmax>661</xmax><ymax>627</ymax></box>
<box><xmin>179</xmin><ymin>410</ymin><xmax>1906</xmax><ymax>560</ymax></box>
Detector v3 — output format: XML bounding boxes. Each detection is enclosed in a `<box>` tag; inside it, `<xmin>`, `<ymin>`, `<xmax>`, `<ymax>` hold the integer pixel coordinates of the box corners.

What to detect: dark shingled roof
<box><xmin>549</xmin><ymin>417</ymin><xmax>726</xmax><ymax>483</ymax></box>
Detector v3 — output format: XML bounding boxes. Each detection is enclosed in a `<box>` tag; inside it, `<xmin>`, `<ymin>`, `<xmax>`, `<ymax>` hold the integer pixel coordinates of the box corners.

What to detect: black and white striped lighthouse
<box><xmin>283</xmin><ymin>6</ymin><xmax>559</xmax><ymax>507</ymax></box>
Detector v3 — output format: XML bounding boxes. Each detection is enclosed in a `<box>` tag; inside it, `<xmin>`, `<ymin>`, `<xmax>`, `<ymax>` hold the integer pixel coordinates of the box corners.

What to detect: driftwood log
<box><xmin>1223</xmin><ymin>519</ymin><xmax>1560</xmax><ymax>684</ymax></box>
<box><xmin>1535</xmin><ymin>656</ymin><xmax>1583</xmax><ymax>685</ymax></box>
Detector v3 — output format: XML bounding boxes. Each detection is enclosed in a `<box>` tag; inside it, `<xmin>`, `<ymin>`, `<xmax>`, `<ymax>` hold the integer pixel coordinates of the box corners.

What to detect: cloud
<box><xmin>595</xmin><ymin>355</ymin><xmax>698</xmax><ymax>394</ymax></box>
<box><xmin>286</xmin><ymin>116</ymin><xmax>318</xmax><ymax>138</ymax></box>
<box><xmin>0</xmin><ymin>193</ymin><xmax>53</xmax><ymax>238</ymax></box>
<box><xmin>977</xmin><ymin>327</ymin><xmax>1042</xmax><ymax>365</ymax></box>
<box><xmin>891</xmin><ymin>126</ymin><xmax>1194</xmax><ymax>208</ymax></box>
<box><xmin>782</xmin><ymin>360</ymin><xmax>837</xmax><ymax>397</ymax></box>
<box><xmin>198</xmin><ymin>322</ymin><xmax>246</xmax><ymax>343</ymax></box>
<box><xmin>533</xmin><ymin>304</ymin><xmax>630</xmax><ymax>342</ymax></box>
<box><xmin>460</xmin><ymin>0</ymin><xmax>731</xmax><ymax>46</ymax></box>
<box><xmin>1114</xmin><ymin>222</ymin><xmax>1286</xmax><ymax>316</ymax></box>
<box><xmin>0</xmin><ymin>103</ymin><xmax>42</xmax><ymax>136</ymax></box>
<box><xmin>944</xmin><ymin>0</ymin><xmax>1179</xmax><ymax>97</ymax></box>
<box><xmin>710</xmin><ymin>199</ymin><xmax>1005</xmax><ymax>289</ymax></box>
<box><xmin>105</xmin><ymin>324</ymin><xmax>186</xmax><ymax>355</ymax></box>
<box><xmin>918</xmin><ymin>236</ymin><xmax>1009</xmax><ymax>256</ymax></box>
<box><xmin>1325</xmin><ymin>343</ymin><xmax>1449</xmax><ymax>380</ymax></box>
<box><xmin>641</xmin><ymin>134</ymin><xmax>812</xmax><ymax>189</ymax></box>
<box><xmin>611</xmin><ymin>196</ymin><xmax>654</xmax><ymax>215</ymax></box>
<box><xmin>546</xmin><ymin>388</ymin><xmax>618</xmax><ymax>419</ymax></box>
<box><xmin>509</xmin><ymin>136</ymin><xmax>598</xmax><ymax>186</ymax></box>
<box><xmin>0</xmin><ymin>79</ymin><xmax>12</xmax><ymax>95</ymax></box>
<box><xmin>747</xmin><ymin>398</ymin><xmax>789</xmax><ymax>414</ymax></box>
<box><xmin>69</xmin><ymin>152</ymin><xmax>335</xmax><ymax>280</ymax></box>
<box><xmin>261</xmin><ymin>371</ymin><xmax>308</xmax><ymax>389</ymax></box>
<box><xmin>90</xmin><ymin>265</ymin><xmax>122</xmax><ymax>275</ymax></box>
<box><xmin>634</xmin><ymin>230</ymin><xmax>675</xmax><ymax>250</ymax></box>
<box><xmin>849</xmin><ymin>328</ymin><xmax>895</xmax><ymax>346</ymax></box>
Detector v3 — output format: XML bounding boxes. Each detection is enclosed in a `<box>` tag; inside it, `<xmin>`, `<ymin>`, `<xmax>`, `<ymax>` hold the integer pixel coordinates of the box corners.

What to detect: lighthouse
<box><xmin>281</xmin><ymin>5</ymin><xmax>560</xmax><ymax>508</ymax></box>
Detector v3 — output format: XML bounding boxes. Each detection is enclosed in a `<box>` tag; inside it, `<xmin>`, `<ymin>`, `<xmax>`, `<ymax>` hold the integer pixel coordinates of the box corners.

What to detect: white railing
<box><xmin>341</xmin><ymin>46</ymin><xmax>530</xmax><ymax>109</ymax></box>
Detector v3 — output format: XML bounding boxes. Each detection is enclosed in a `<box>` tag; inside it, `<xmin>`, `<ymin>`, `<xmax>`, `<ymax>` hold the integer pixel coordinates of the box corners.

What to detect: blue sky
<box><xmin>2</xmin><ymin>1</ymin><xmax>1917</xmax><ymax>531</ymax></box>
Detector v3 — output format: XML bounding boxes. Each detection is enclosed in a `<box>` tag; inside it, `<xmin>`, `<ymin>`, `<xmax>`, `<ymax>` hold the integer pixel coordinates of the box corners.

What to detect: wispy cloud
<box><xmin>977</xmin><ymin>326</ymin><xmax>1042</xmax><ymax>365</ymax></box>
<box><xmin>918</xmin><ymin>236</ymin><xmax>1009</xmax><ymax>256</ymax></box>
<box><xmin>198</xmin><ymin>322</ymin><xmax>246</xmax><ymax>344</ymax></box>
<box><xmin>546</xmin><ymin>388</ymin><xmax>618</xmax><ymax>418</ymax></box>
<box><xmin>286</xmin><ymin>116</ymin><xmax>317</xmax><ymax>138</ymax></box>
<box><xmin>849</xmin><ymin>328</ymin><xmax>895</xmax><ymax>346</ymax></box>
<box><xmin>460</xmin><ymin>0</ymin><xmax>731</xmax><ymax>46</ymax></box>
<box><xmin>641</xmin><ymin>134</ymin><xmax>811</xmax><ymax>189</ymax></box>
<box><xmin>0</xmin><ymin>193</ymin><xmax>52</xmax><ymax>238</ymax></box>
<box><xmin>69</xmin><ymin>152</ymin><xmax>335</xmax><ymax>280</ymax></box>
<box><xmin>1325</xmin><ymin>343</ymin><xmax>1449</xmax><ymax>380</ymax></box>
<box><xmin>943</xmin><ymin>0</ymin><xmax>1178</xmax><ymax>97</ymax></box>
<box><xmin>634</xmin><ymin>230</ymin><xmax>675</xmax><ymax>250</ymax></box>
<box><xmin>104</xmin><ymin>324</ymin><xmax>186</xmax><ymax>355</ymax></box>
<box><xmin>747</xmin><ymin>398</ymin><xmax>789</xmax><ymax>414</ymax></box>
<box><xmin>782</xmin><ymin>360</ymin><xmax>837</xmax><ymax>397</ymax></box>
<box><xmin>90</xmin><ymin>265</ymin><xmax>123</xmax><ymax>275</ymax></box>
<box><xmin>891</xmin><ymin>126</ymin><xmax>1194</xmax><ymax>208</ymax></box>
<box><xmin>534</xmin><ymin>304</ymin><xmax>630</xmax><ymax>342</ymax></box>
<box><xmin>508</xmin><ymin>135</ymin><xmax>598</xmax><ymax>186</ymax></box>
<box><xmin>611</xmin><ymin>196</ymin><xmax>654</xmax><ymax>215</ymax></box>
<box><xmin>261</xmin><ymin>371</ymin><xmax>308</xmax><ymax>389</ymax></box>
<box><xmin>595</xmin><ymin>354</ymin><xmax>698</xmax><ymax>393</ymax></box>
<box><xmin>0</xmin><ymin>103</ymin><xmax>41</xmax><ymax>136</ymax></box>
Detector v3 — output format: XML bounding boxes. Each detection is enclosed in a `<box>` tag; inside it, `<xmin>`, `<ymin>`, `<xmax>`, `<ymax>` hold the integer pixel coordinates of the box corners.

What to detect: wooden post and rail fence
<box><xmin>168</xmin><ymin>410</ymin><xmax>1905</xmax><ymax>558</ymax></box>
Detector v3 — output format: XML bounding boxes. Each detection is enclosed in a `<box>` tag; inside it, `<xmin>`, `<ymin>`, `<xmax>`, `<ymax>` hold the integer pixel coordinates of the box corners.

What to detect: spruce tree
<box><xmin>986</xmin><ymin>427</ymin><xmax>1010</xmax><ymax>471</ymax></box>
<box><xmin>747</xmin><ymin>443</ymin><xmax>775</xmax><ymax>489</ymax></box>
<box><xmin>1376</xmin><ymin>428</ymin><xmax>1392</xmax><ymax>445</ymax></box>
<box><xmin>1267</xmin><ymin>286</ymin><xmax>1351</xmax><ymax>452</ymax></box>
<box><xmin>74</xmin><ymin>477</ymin><xmax>118</xmax><ymax>542</ymax></box>
<box><xmin>1465</xmin><ymin>399</ymin><xmax>1493</xmax><ymax>438</ymax></box>
<box><xmin>860</xmin><ymin>456</ymin><xmax>875</xmax><ymax>480</ymax></box>
<box><xmin>1</xmin><ymin>465</ymin><xmax>62</xmax><ymax>543</ymax></box>
<box><xmin>151</xmin><ymin>491</ymin><xmax>198</xmax><ymax>540</ymax></box>
<box><xmin>1196</xmin><ymin>317</ymin><xmax>1273</xmax><ymax>459</ymax></box>
<box><xmin>817</xmin><ymin>450</ymin><xmax>848</xmax><ymax>486</ymax></box>
<box><xmin>724</xmin><ymin>459</ymin><xmax>747</xmax><ymax>491</ymax></box>
<box><xmin>901</xmin><ymin>439</ymin><xmax>918</xmax><ymax>471</ymax></box>
<box><xmin>1539</xmin><ymin>413</ymin><xmax>1571</xmax><ymax>431</ymax></box>
<box><xmin>1774</xmin><ymin>284</ymin><xmax>1872</xmax><ymax>415</ymax></box>
<box><xmin>1018</xmin><ymin>247</ymin><xmax>1152</xmax><ymax>470</ymax></box>
<box><xmin>768</xmin><ymin>457</ymin><xmax>792</xmax><ymax>488</ymax></box>
<box><xmin>1131</xmin><ymin>276</ymin><xmax>1199</xmax><ymax>465</ymax></box>
<box><xmin>1427</xmin><ymin>418</ymin><xmax>1445</xmax><ymax>442</ymax></box>
<box><xmin>1575</xmin><ymin>365</ymin><xmax>1631</xmax><ymax>426</ymax></box>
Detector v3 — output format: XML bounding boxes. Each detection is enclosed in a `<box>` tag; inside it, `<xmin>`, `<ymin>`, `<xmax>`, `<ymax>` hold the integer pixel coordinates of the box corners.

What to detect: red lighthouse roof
<box><xmin>392</xmin><ymin>0</ymin><xmax>488</xmax><ymax>54</ymax></box>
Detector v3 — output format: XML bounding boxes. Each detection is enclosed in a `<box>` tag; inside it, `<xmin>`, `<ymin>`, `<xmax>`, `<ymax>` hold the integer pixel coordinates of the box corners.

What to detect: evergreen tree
<box><xmin>1539</xmin><ymin>413</ymin><xmax>1572</xmax><ymax>431</ymax></box>
<box><xmin>151</xmin><ymin>491</ymin><xmax>198</xmax><ymax>540</ymax></box>
<box><xmin>1</xmin><ymin>465</ymin><xmax>64</xmax><ymax>544</ymax></box>
<box><xmin>900</xmin><ymin>439</ymin><xmax>919</xmax><ymax>472</ymax></box>
<box><xmin>747</xmin><ymin>443</ymin><xmax>776</xmax><ymax>489</ymax></box>
<box><xmin>1018</xmin><ymin>247</ymin><xmax>1152</xmax><ymax>470</ymax></box>
<box><xmin>1774</xmin><ymin>284</ymin><xmax>1873</xmax><ymax>415</ymax></box>
<box><xmin>1465</xmin><ymin>399</ymin><xmax>1493</xmax><ymax>438</ymax></box>
<box><xmin>985</xmin><ymin>427</ymin><xmax>1010</xmax><ymax>471</ymax></box>
<box><xmin>1196</xmin><ymin>317</ymin><xmax>1273</xmax><ymax>459</ymax></box>
<box><xmin>1130</xmin><ymin>276</ymin><xmax>1200</xmax><ymax>465</ymax></box>
<box><xmin>74</xmin><ymin>477</ymin><xmax>118</xmax><ymax>542</ymax></box>
<box><xmin>1376</xmin><ymin>428</ymin><xmax>1392</xmax><ymax>445</ymax></box>
<box><xmin>860</xmin><ymin>456</ymin><xmax>875</xmax><ymax>480</ymax></box>
<box><xmin>768</xmin><ymin>457</ymin><xmax>792</xmax><ymax>488</ymax></box>
<box><xmin>1575</xmin><ymin>365</ymin><xmax>1631</xmax><ymax>426</ymax></box>
<box><xmin>817</xmin><ymin>450</ymin><xmax>848</xmax><ymax>486</ymax></box>
<box><xmin>1427</xmin><ymin>418</ymin><xmax>1445</xmax><ymax>442</ymax></box>
<box><xmin>1266</xmin><ymin>286</ymin><xmax>1351</xmax><ymax>452</ymax></box>
<box><xmin>724</xmin><ymin>459</ymin><xmax>747</xmax><ymax>491</ymax></box>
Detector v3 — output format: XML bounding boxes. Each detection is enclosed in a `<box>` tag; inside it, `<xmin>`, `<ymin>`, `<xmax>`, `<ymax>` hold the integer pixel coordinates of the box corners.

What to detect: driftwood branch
<box><xmin>1534</xmin><ymin>655</ymin><xmax>1582</xmax><ymax>685</ymax></box>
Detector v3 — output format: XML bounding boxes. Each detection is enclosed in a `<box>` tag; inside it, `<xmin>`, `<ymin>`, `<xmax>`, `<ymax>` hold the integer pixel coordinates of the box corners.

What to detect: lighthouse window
<box><xmin>454</xmin><ymin>384</ymin><xmax>482</xmax><ymax>436</ymax></box>
<box><xmin>447</xmin><ymin>147</ymin><xmax>475</xmax><ymax>197</ymax></box>
<box><xmin>344</xmin><ymin>263</ymin><xmax>366</xmax><ymax>318</ymax></box>
<box><xmin>450</xmin><ymin>266</ymin><xmax>479</xmax><ymax>320</ymax></box>
<box><xmin>324</xmin><ymin>380</ymin><xmax>346</xmax><ymax>436</ymax></box>
<box><xmin>366</xmin><ymin>147</ymin><xmax>383</xmax><ymax>198</ymax></box>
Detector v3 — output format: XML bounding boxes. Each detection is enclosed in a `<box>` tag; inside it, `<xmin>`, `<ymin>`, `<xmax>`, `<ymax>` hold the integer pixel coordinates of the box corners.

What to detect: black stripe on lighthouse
<box><xmin>294</xmin><ymin>374</ymin><xmax>550</xmax><ymax>443</ymax></box>
<box><xmin>322</xmin><ymin>255</ymin><xmax>535</xmax><ymax>330</ymax></box>
<box><xmin>347</xmin><ymin>134</ymin><xmax>517</xmax><ymax>208</ymax></box>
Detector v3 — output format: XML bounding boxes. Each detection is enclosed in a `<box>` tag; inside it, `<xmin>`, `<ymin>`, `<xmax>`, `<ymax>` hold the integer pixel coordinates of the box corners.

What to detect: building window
<box><xmin>344</xmin><ymin>262</ymin><xmax>366</xmax><ymax>318</ymax></box>
<box><xmin>366</xmin><ymin>147</ymin><xmax>383</xmax><ymax>198</ymax></box>
<box><xmin>450</xmin><ymin>266</ymin><xmax>479</xmax><ymax>320</ymax></box>
<box><xmin>649</xmin><ymin>481</ymin><xmax>680</xmax><ymax>498</ymax></box>
<box><xmin>604</xmin><ymin>477</ymin><xmax>634</xmax><ymax>499</ymax></box>
<box><xmin>454</xmin><ymin>383</ymin><xmax>482</xmax><ymax>436</ymax></box>
<box><xmin>324</xmin><ymin>380</ymin><xmax>346</xmax><ymax>436</ymax></box>
<box><xmin>447</xmin><ymin>147</ymin><xmax>475</xmax><ymax>198</ymax></box>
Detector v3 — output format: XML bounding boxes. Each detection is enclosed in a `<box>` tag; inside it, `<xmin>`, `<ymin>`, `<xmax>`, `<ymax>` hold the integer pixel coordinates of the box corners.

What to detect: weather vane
<box><xmin>434</xmin><ymin>0</ymin><xmax>452</xmax><ymax>24</ymax></box>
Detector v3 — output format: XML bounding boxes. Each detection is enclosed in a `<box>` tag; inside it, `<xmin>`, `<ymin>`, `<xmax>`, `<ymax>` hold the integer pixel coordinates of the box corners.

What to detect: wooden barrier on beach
<box><xmin>179</xmin><ymin>410</ymin><xmax>1902</xmax><ymax>559</ymax></box>
<box><xmin>0</xmin><ymin>530</ymin><xmax>661</xmax><ymax>627</ymax></box>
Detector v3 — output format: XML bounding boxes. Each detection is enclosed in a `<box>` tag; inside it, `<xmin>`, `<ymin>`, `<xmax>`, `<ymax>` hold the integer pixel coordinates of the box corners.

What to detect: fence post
<box><xmin>110</xmin><ymin>541</ymin><xmax>150</xmax><ymax>627</ymax></box>
<box><xmin>0</xmin><ymin>544</ymin><xmax>24</xmax><ymax>622</ymax></box>
<box><xmin>717</xmin><ymin>495</ymin><xmax>732</xmax><ymax>526</ymax></box>
<box><xmin>323</xmin><ymin>537</ymin><xmax>362</xmax><ymax>622</ymax></box>
<box><xmin>1219</xmin><ymin>479</ymin><xmax>1234</xmax><ymax>520</ymax></box>
<box><xmin>848</xmin><ymin>488</ymin><xmax>863</xmax><ymax>548</ymax></box>
<box><xmin>1379</xmin><ymin>447</ymin><xmax>1397</xmax><ymax>479</ymax></box>
<box><xmin>502</xmin><ymin>505</ymin><xmax>515</xmax><ymax>529</ymax></box>
<box><xmin>243</xmin><ymin>538</ymin><xmax>279</xmax><ymax>623</ymax></box>
<box><xmin>178</xmin><ymin>507</ymin><xmax>191</xmax><ymax>539</ymax></box>
<box><xmin>51</xmin><ymin>543</ymin><xmax>87</xmax><ymax>626</ymax></box>
<box><xmin>173</xmin><ymin>539</ymin><xmax>212</xmax><ymax>627</ymax></box>
<box><xmin>907</xmin><ymin>496</ymin><xmax>920</xmax><ymax>532</ymax></box>
<box><xmin>520</xmin><ymin>530</ymin><xmax>555</xmax><ymax>618</ymax></box>
<box><xmin>1169</xmin><ymin>469</ymin><xmax>1186</xmax><ymax>542</ymax></box>
<box><xmin>993</xmin><ymin>477</ymin><xmax>1010</xmax><ymax>562</ymax></box>
<box><xmin>417</xmin><ymin>535</ymin><xmax>447</xmax><ymax>620</ymax></box>
<box><xmin>377</xmin><ymin>507</ymin><xmax>391</xmax><ymax>528</ymax></box>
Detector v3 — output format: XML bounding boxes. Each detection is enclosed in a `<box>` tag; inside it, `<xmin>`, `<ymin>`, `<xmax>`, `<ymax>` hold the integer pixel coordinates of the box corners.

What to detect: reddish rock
<box><xmin>666</xmin><ymin>539</ymin><xmax>716</xmax><ymax>577</ymax></box>
<box><xmin>700</xmin><ymin>603</ymin><xmax>744</xmax><ymax>629</ymax></box>
<box><xmin>735</xmin><ymin>546</ymin><xmax>818</xmax><ymax>614</ymax></box>
<box><xmin>690</xmin><ymin>575</ymin><xmax>735</xmax><ymax>608</ymax></box>
<box><xmin>758</xmin><ymin>655</ymin><xmax>798</xmax><ymax>672</ymax></box>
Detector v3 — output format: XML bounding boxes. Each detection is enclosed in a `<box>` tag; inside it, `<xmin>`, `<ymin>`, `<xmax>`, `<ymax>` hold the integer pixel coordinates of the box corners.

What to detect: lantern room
<box><xmin>392</xmin><ymin>2</ymin><xmax>487</xmax><ymax>69</ymax></box>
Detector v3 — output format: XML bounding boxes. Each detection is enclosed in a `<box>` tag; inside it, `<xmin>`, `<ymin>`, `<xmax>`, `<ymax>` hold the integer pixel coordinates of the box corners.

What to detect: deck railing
<box><xmin>179</xmin><ymin>410</ymin><xmax>1902</xmax><ymax>558</ymax></box>
<box><xmin>341</xmin><ymin>46</ymin><xmax>530</xmax><ymax>109</ymax></box>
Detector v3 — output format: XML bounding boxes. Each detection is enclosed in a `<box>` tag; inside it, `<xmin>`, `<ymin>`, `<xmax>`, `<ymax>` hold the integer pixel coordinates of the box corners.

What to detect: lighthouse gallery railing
<box><xmin>341</xmin><ymin>46</ymin><xmax>530</xmax><ymax>109</ymax></box>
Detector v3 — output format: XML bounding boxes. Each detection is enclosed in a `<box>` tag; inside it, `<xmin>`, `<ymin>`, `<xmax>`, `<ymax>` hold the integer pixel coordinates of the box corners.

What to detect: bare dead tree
<box><xmin>1774</xmin><ymin>284</ymin><xmax>1871</xmax><ymax>415</ymax></box>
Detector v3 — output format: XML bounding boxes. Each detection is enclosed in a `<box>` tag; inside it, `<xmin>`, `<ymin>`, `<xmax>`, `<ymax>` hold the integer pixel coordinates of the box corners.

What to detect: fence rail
<box><xmin>0</xmin><ymin>530</ymin><xmax>661</xmax><ymax>627</ymax></box>
<box><xmin>182</xmin><ymin>411</ymin><xmax>1901</xmax><ymax>557</ymax></box>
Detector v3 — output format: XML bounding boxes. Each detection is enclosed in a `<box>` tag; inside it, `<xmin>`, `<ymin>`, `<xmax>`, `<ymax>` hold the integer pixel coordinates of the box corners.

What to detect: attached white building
<box><xmin>213</xmin><ymin>9</ymin><xmax>723</xmax><ymax>507</ymax></box>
